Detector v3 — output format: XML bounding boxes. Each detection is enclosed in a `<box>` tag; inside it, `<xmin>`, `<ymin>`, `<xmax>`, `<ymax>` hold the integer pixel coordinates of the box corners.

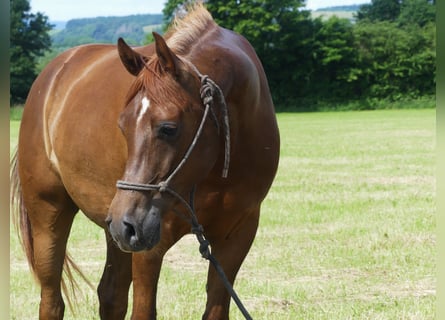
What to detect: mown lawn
<box><xmin>10</xmin><ymin>109</ymin><xmax>436</xmax><ymax>319</ymax></box>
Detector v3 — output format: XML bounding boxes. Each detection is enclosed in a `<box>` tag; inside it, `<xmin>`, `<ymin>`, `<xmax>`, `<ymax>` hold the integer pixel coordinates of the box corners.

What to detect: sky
<box><xmin>30</xmin><ymin>0</ymin><xmax>371</xmax><ymax>21</ymax></box>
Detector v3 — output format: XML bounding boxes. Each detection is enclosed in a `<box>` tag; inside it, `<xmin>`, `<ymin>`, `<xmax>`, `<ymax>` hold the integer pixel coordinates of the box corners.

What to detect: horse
<box><xmin>11</xmin><ymin>3</ymin><xmax>280</xmax><ymax>319</ymax></box>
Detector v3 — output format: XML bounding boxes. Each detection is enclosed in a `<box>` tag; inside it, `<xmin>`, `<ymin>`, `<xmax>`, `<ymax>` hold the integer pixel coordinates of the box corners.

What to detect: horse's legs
<box><xmin>202</xmin><ymin>209</ymin><xmax>260</xmax><ymax>320</ymax></box>
<box><xmin>25</xmin><ymin>189</ymin><xmax>78</xmax><ymax>319</ymax></box>
<box><xmin>130</xmin><ymin>250</ymin><xmax>164</xmax><ymax>320</ymax></box>
<box><xmin>130</xmin><ymin>220</ymin><xmax>186</xmax><ymax>320</ymax></box>
<box><xmin>98</xmin><ymin>231</ymin><xmax>132</xmax><ymax>320</ymax></box>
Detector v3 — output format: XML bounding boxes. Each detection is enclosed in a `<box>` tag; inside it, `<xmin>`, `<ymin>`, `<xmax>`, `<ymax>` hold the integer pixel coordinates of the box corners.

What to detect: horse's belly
<box><xmin>51</xmin><ymin>109</ymin><xmax>127</xmax><ymax>227</ymax></box>
<box><xmin>63</xmin><ymin>173</ymin><xmax>119</xmax><ymax>227</ymax></box>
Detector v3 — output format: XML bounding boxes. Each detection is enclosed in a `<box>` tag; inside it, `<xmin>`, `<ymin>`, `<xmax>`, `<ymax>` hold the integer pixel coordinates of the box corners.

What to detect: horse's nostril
<box><xmin>123</xmin><ymin>220</ymin><xmax>136</xmax><ymax>238</ymax></box>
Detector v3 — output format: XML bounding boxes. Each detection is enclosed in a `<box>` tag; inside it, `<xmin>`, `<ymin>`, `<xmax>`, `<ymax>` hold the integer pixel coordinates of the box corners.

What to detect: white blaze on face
<box><xmin>137</xmin><ymin>96</ymin><xmax>150</xmax><ymax>125</ymax></box>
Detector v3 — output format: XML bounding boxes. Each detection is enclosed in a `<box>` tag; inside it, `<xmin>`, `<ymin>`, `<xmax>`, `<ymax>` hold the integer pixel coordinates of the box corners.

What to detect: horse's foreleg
<box><xmin>98</xmin><ymin>231</ymin><xmax>132</xmax><ymax>320</ymax></box>
<box><xmin>129</xmin><ymin>218</ymin><xmax>186</xmax><ymax>320</ymax></box>
<box><xmin>202</xmin><ymin>209</ymin><xmax>260</xmax><ymax>320</ymax></box>
<box><xmin>130</xmin><ymin>249</ymin><xmax>164</xmax><ymax>320</ymax></box>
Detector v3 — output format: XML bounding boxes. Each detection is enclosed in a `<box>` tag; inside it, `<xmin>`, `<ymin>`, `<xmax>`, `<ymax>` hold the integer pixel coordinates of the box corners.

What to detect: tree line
<box><xmin>164</xmin><ymin>0</ymin><xmax>435</xmax><ymax>110</ymax></box>
<box><xmin>11</xmin><ymin>0</ymin><xmax>436</xmax><ymax>111</ymax></box>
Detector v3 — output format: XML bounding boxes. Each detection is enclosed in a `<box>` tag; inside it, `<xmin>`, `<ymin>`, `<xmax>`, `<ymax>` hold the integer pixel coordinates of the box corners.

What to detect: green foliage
<box><xmin>206</xmin><ymin>0</ymin><xmax>284</xmax><ymax>46</ymax></box>
<box><xmin>353</xmin><ymin>20</ymin><xmax>436</xmax><ymax>101</ymax></box>
<box><xmin>310</xmin><ymin>16</ymin><xmax>360</xmax><ymax>101</ymax></box>
<box><xmin>10</xmin><ymin>0</ymin><xmax>52</xmax><ymax>104</ymax></box>
<box><xmin>239</xmin><ymin>2</ymin><xmax>313</xmax><ymax>106</ymax></box>
<box><xmin>347</xmin><ymin>0</ymin><xmax>436</xmax><ymax>107</ymax></box>
<box><xmin>355</xmin><ymin>0</ymin><xmax>401</xmax><ymax>22</ymax></box>
<box><xmin>397</xmin><ymin>0</ymin><xmax>436</xmax><ymax>27</ymax></box>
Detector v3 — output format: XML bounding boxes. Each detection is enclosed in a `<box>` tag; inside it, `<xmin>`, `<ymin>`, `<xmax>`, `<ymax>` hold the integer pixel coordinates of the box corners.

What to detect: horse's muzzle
<box><xmin>106</xmin><ymin>206</ymin><xmax>161</xmax><ymax>252</ymax></box>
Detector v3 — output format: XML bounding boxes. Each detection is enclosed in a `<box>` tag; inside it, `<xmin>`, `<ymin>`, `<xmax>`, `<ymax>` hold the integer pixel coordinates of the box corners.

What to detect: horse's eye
<box><xmin>157</xmin><ymin>122</ymin><xmax>178</xmax><ymax>139</ymax></box>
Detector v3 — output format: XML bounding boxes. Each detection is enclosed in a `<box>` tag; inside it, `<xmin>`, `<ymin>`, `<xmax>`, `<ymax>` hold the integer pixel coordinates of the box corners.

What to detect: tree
<box><xmin>353</xmin><ymin>20</ymin><xmax>435</xmax><ymax>100</ymax></box>
<box><xmin>311</xmin><ymin>16</ymin><xmax>361</xmax><ymax>101</ymax></box>
<box><xmin>10</xmin><ymin>0</ymin><xmax>52</xmax><ymax>105</ymax></box>
<box><xmin>353</xmin><ymin>0</ymin><xmax>435</xmax><ymax>102</ymax></box>
<box><xmin>356</xmin><ymin>0</ymin><xmax>401</xmax><ymax>22</ymax></box>
<box><xmin>397</xmin><ymin>0</ymin><xmax>435</xmax><ymax>27</ymax></box>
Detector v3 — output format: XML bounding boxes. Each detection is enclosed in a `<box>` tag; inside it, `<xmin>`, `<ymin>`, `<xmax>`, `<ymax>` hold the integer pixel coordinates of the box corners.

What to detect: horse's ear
<box><xmin>117</xmin><ymin>37</ymin><xmax>148</xmax><ymax>76</ymax></box>
<box><xmin>152</xmin><ymin>32</ymin><xmax>180</xmax><ymax>76</ymax></box>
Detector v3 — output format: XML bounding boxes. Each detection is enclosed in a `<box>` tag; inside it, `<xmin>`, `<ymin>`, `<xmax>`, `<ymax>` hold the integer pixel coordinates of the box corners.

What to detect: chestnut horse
<box><xmin>11</xmin><ymin>4</ymin><xmax>279</xmax><ymax>319</ymax></box>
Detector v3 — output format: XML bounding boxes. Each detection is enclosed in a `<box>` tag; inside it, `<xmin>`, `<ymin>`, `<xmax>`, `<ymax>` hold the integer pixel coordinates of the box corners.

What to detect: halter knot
<box><xmin>199</xmin><ymin>239</ymin><xmax>211</xmax><ymax>259</ymax></box>
<box><xmin>198</xmin><ymin>74</ymin><xmax>230</xmax><ymax>178</ymax></box>
<box><xmin>203</xmin><ymin>95</ymin><xmax>213</xmax><ymax>105</ymax></box>
<box><xmin>158</xmin><ymin>181</ymin><xmax>168</xmax><ymax>193</ymax></box>
<box><xmin>200</xmin><ymin>76</ymin><xmax>215</xmax><ymax>103</ymax></box>
<box><xmin>191</xmin><ymin>224</ymin><xmax>204</xmax><ymax>235</ymax></box>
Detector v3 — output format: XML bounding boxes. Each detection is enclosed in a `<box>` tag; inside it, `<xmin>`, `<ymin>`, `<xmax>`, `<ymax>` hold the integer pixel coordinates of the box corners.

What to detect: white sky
<box><xmin>30</xmin><ymin>0</ymin><xmax>371</xmax><ymax>21</ymax></box>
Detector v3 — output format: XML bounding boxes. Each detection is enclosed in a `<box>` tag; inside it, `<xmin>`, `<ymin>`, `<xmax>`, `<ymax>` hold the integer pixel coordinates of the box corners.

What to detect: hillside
<box><xmin>51</xmin><ymin>14</ymin><xmax>163</xmax><ymax>47</ymax></box>
<box><xmin>311</xmin><ymin>10</ymin><xmax>355</xmax><ymax>21</ymax></box>
<box><xmin>310</xmin><ymin>4</ymin><xmax>360</xmax><ymax>21</ymax></box>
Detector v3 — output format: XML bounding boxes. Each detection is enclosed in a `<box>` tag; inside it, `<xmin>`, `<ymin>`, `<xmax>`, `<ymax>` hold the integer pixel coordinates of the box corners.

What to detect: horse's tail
<box><xmin>10</xmin><ymin>150</ymin><xmax>35</xmax><ymax>277</ymax></box>
<box><xmin>10</xmin><ymin>150</ymin><xmax>93</xmax><ymax>312</ymax></box>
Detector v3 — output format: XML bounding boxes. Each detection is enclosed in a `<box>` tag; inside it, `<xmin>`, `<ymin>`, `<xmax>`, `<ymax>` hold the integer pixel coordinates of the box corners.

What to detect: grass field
<box><xmin>10</xmin><ymin>109</ymin><xmax>436</xmax><ymax>319</ymax></box>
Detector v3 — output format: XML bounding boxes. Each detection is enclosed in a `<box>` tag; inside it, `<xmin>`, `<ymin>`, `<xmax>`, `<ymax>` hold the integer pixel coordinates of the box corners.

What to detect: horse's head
<box><xmin>107</xmin><ymin>33</ymin><xmax>224</xmax><ymax>252</ymax></box>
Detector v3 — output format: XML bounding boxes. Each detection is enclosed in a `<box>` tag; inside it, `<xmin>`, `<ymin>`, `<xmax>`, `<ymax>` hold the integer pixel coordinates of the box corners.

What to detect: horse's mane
<box><xmin>125</xmin><ymin>2</ymin><xmax>216</xmax><ymax>108</ymax></box>
<box><xmin>164</xmin><ymin>2</ymin><xmax>216</xmax><ymax>55</ymax></box>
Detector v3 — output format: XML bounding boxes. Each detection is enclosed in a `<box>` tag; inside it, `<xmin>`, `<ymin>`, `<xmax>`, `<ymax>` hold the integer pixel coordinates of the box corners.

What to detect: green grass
<box><xmin>10</xmin><ymin>109</ymin><xmax>436</xmax><ymax>319</ymax></box>
<box><xmin>9</xmin><ymin>106</ymin><xmax>24</xmax><ymax>121</ymax></box>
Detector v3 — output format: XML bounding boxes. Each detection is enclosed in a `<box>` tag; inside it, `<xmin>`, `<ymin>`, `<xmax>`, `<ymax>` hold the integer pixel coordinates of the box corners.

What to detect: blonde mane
<box><xmin>164</xmin><ymin>2</ymin><xmax>217</xmax><ymax>55</ymax></box>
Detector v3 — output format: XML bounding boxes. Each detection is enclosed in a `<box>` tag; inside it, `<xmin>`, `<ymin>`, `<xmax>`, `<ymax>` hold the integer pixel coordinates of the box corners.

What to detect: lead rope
<box><xmin>194</xmin><ymin>76</ymin><xmax>253</xmax><ymax>319</ymax></box>
<box><xmin>185</xmin><ymin>186</ymin><xmax>252</xmax><ymax>320</ymax></box>
<box><xmin>116</xmin><ymin>73</ymin><xmax>252</xmax><ymax>319</ymax></box>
